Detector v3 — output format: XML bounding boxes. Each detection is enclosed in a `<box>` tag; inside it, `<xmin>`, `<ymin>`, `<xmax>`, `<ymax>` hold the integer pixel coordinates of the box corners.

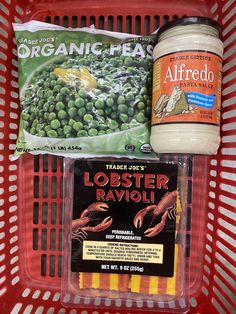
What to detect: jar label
<box><xmin>152</xmin><ymin>51</ymin><xmax>222</xmax><ymax>126</ymax></box>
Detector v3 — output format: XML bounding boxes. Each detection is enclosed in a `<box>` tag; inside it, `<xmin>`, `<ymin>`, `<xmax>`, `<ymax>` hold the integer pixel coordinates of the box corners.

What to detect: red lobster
<box><xmin>72</xmin><ymin>202</ymin><xmax>112</xmax><ymax>243</ymax></box>
<box><xmin>133</xmin><ymin>190</ymin><xmax>177</xmax><ymax>237</ymax></box>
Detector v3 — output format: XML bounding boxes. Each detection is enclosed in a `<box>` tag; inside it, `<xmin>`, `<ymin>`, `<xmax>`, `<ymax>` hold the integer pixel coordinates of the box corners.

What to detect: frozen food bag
<box><xmin>12</xmin><ymin>21</ymin><xmax>154</xmax><ymax>157</ymax></box>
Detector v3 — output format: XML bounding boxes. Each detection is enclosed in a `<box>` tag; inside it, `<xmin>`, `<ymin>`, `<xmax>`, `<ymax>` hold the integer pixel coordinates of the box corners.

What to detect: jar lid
<box><xmin>157</xmin><ymin>16</ymin><xmax>221</xmax><ymax>41</ymax></box>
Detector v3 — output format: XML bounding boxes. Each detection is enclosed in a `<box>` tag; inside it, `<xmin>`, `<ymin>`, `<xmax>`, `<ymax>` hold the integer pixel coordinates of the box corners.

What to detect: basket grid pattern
<box><xmin>0</xmin><ymin>0</ymin><xmax>235</xmax><ymax>313</ymax></box>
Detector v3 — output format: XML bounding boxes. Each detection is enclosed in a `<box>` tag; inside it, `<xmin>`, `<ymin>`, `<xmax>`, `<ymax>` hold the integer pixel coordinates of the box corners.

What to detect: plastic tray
<box><xmin>0</xmin><ymin>0</ymin><xmax>235</xmax><ymax>313</ymax></box>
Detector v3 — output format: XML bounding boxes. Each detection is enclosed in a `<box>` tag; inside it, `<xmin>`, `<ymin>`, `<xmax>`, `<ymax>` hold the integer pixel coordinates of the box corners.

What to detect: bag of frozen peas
<box><xmin>13</xmin><ymin>21</ymin><xmax>154</xmax><ymax>157</ymax></box>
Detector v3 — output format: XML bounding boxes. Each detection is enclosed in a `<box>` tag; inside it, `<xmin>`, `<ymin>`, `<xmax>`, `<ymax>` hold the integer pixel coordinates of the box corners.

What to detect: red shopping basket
<box><xmin>0</xmin><ymin>0</ymin><xmax>235</xmax><ymax>313</ymax></box>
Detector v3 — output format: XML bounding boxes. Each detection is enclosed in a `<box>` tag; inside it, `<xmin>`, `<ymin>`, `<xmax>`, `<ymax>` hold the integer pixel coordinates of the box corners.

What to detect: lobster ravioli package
<box><xmin>62</xmin><ymin>156</ymin><xmax>190</xmax><ymax>312</ymax></box>
<box><xmin>13</xmin><ymin>20</ymin><xmax>154</xmax><ymax>158</ymax></box>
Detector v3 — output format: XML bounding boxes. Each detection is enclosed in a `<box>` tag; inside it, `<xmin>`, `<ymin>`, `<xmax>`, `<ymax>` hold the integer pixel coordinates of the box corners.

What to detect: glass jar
<box><xmin>150</xmin><ymin>16</ymin><xmax>223</xmax><ymax>154</ymax></box>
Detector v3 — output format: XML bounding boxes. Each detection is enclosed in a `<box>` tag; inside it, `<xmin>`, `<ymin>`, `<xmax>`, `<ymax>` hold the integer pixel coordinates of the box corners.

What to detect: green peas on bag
<box><xmin>13</xmin><ymin>21</ymin><xmax>155</xmax><ymax>157</ymax></box>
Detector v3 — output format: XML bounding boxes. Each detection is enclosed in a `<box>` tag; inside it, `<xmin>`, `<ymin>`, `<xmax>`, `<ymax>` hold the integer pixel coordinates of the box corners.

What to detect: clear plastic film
<box><xmin>62</xmin><ymin>156</ymin><xmax>190</xmax><ymax>312</ymax></box>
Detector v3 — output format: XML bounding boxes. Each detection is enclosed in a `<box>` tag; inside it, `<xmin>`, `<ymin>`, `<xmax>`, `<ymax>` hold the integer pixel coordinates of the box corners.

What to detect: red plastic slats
<box><xmin>0</xmin><ymin>0</ymin><xmax>236</xmax><ymax>314</ymax></box>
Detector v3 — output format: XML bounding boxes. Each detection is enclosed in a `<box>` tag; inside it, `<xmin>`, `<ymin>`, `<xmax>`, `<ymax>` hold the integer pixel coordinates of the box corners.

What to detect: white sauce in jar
<box><xmin>151</xmin><ymin>16</ymin><xmax>223</xmax><ymax>154</ymax></box>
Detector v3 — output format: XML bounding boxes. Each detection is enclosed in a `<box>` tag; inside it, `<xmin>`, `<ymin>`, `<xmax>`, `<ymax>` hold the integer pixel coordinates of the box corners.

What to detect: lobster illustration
<box><xmin>72</xmin><ymin>202</ymin><xmax>112</xmax><ymax>243</ymax></box>
<box><xmin>133</xmin><ymin>190</ymin><xmax>177</xmax><ymax>237</ymax></box>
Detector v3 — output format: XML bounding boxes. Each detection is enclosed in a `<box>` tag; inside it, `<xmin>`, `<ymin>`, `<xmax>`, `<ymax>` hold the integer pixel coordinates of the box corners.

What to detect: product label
<box><xmin>152</xmin><ymin>51</ymin><xmax>222</xmax><ymax>126</ymax></box>
<box><xmin>17</xmin><ymin>41</ymin><xmax>153</xmax><ymax>60</ymax></box>
<box><xmin>82</xmin><ymin>241</ymin><xmax>164</xmax><ymax>264</ymax></box>
<box><xmin>71</xmin><ymin>159</ymin><xmax>178</xmax><ymax>277</ymax></box>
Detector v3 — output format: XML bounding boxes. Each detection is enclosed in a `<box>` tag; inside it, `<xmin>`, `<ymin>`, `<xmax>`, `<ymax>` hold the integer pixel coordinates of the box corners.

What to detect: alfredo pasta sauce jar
<box><xmin>150</xmin><ymin>16</ymin><xmax>223</xmax><ymax>154</ymax></box>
